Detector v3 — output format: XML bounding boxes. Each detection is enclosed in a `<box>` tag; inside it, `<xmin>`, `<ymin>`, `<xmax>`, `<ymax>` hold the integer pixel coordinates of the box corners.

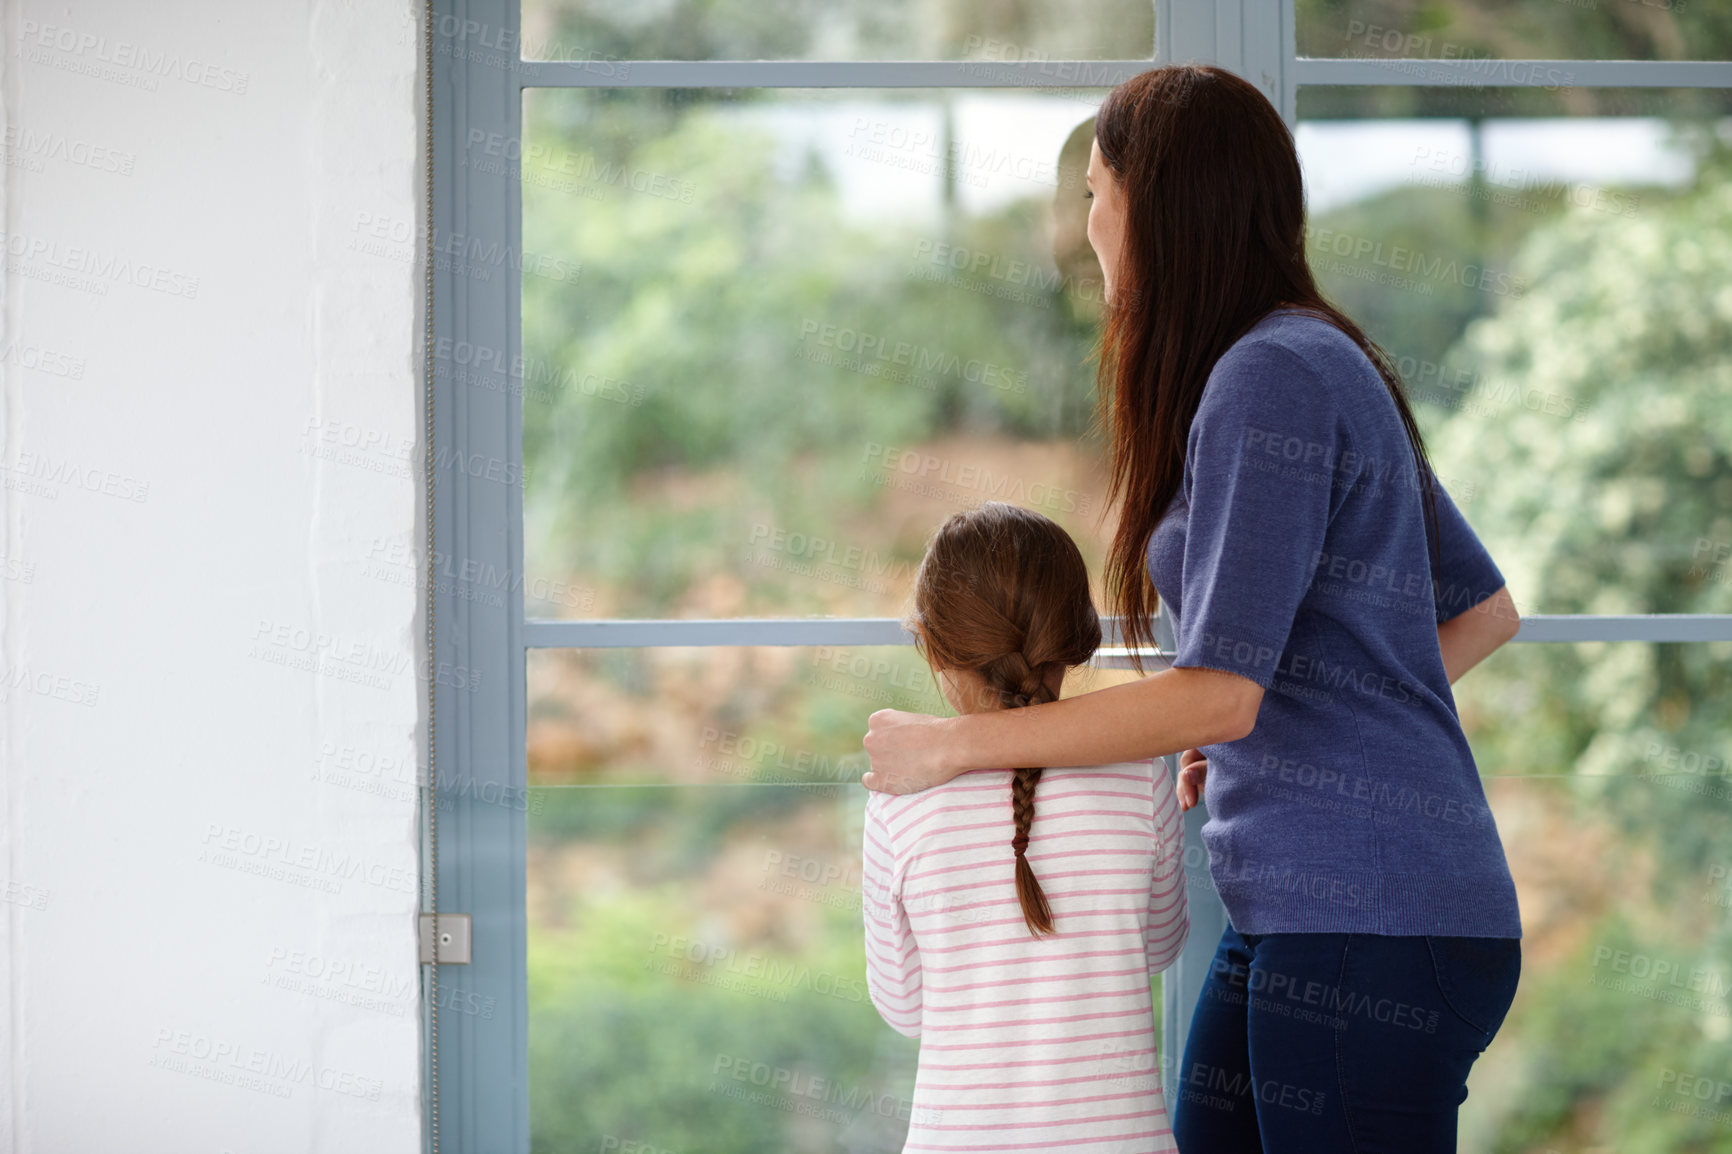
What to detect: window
<box><xmin>425</xmin><ymin>2</ymin><xmax>1732</xmax><ymax>1148</ymax></box>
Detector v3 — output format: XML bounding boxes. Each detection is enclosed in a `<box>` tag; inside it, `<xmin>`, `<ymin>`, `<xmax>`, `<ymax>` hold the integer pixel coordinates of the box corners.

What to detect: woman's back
<box><xmin>863</xmin><ymin>758</ymin><xmax>1188</xmax><ymax>1153</ymax></box>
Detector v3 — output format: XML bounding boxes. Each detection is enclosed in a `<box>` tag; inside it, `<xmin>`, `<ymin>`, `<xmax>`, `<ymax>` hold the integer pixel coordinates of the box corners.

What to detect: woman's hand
<box><xmin>862</xmin><ymin>709</ymin><xmax>962</xmax><ymax>795</ymax></box>
<box><xmin>1176</xmin><ymin>747</ymin><xmax>1208</xmax><ymax>812</ymax></box>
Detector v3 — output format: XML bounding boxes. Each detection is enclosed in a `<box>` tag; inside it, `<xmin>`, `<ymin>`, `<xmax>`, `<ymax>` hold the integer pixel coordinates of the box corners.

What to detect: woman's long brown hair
<box><xmin>909</xmin><ymin>502</ymin><xmax>1102</xmax><ymax>937</ymax></box>
<box><xmin>1093</xmin><ymin>65</ymin><xmax>1442</xmax><ymax>667</ymax></box>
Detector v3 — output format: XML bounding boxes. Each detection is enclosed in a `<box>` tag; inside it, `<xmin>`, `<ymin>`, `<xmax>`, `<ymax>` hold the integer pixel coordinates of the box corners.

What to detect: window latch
<box><xmin>419</xmin><ymin>914</ymin><xmax>472</xmax><ymax>965</ymax></box>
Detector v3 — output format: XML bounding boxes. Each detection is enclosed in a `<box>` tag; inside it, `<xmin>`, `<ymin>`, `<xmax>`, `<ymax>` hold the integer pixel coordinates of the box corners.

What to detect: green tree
<box><xmin>1427</xmin><ymin>144</ymin><xmax>1732</xmax><ymax>1153</ymax></box>
<box><xmin>520</xmin><ymin>91</ymin><xmax>1101</xmax><ymax>617</ymax></box>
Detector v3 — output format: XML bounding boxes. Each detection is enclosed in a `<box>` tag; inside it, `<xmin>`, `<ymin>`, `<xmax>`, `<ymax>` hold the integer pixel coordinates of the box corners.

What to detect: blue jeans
<box><xmin>1172</xmin><ymin>926</ymin><xmax>1521</xmax><ymax>1153</ymax></box>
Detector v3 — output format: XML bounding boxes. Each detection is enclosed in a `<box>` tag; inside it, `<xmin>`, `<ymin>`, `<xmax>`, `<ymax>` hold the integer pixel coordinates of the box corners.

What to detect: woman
<box><xmin>862</xmin><ymin>65</ymin><xmax>1524</xmax><ymax>1153</ymax></box>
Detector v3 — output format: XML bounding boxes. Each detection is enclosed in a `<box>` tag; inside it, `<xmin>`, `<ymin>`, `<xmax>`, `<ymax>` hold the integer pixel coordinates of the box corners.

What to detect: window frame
<box><xmin>423</xmin><ymin>0</ymin><xmax>1732</xmax><ymax>1146</ymax></box>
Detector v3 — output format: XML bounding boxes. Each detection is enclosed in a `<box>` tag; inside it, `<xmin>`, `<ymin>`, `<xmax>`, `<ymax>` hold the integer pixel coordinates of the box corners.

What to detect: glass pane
<box><xmin>1448</xmin><ymin>641</ymin><xmax>1732</xmax><ymax>1151</ymax></box>
<box><xmin>1295</xmin><ymin>86</ymin><xmax>1732</xmax><ymax>615</ymax></box>
<box><xmin>526</xmin><ymin>646</ymin><xmax>1155</xmax><ymax>1151</ymax></box>
<box><xmin>523</xmin><ymin>636</ymin><xmax>1732</xmax><ymax>1151</ymax></box>
<box><xmin>519</xmin><ymin>87</ymin><xmax>1112</xmax><ymax>620</ymax></box>
<box><xmin>1457</xmin><ymin>778</ymin><xmax>1732</xmax><ymax>1152</ymax></box>
<box><xmin>527</xmin><ymin>646</ymin><xmax>1138</xmax><ymax>787</ymax></box>
<box><xmin>1297</xmin><ymin>0</ymin><xmax>1732</xmax><ymax>62</ymax></box>
<box><xmin>519</xmin><ymin>0</ymin><xmax>1153</xmax><ymax>63</ymax></box>
<box><xmin>528</xmin><ymin>782</ymin><xmax>918</xmax><ymax>1154</ymax></box>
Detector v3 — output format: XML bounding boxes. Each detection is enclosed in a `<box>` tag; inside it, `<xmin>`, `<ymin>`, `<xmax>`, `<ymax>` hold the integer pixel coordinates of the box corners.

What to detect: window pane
<box><xmin>1458</xmin><ymin>778</ymin><xmax>1732</xmax><ymax>1150</ymax></box>
<box><xmin>1297</xmin><ymin>0</ymin><xmax>1732</xmax><ymax>62</ymax></box>
<box><xmin>519</xmin><ymin>87</ymin><xmax>1112</xmax><ymax>620</ymax></box>
<box><xmin>1448</xmin><ymin>641</ymin><xmax>1732</xmax><ymax>1150</ymax></box>
<box><xmin>525</xmin><ymin>645</ymin><xmax>1152</xmax><ymax>1151</ymax></box>
<box><xmin>519</xmin><ymin>0</ymin><xmax>1153</xmax><ymax>63</ymax></box>
<box><xmin>521</xmin><ymin>638</ymin><xmax>1732</xmax><ymax>1151</ymax></box>
<box><xmin>1295</xmin><ymin>86</ymin><xmax>1732</xmax><ymax>616</ymax></box>
<box><xmin>528</xmin><ymin>782</ymin><xmax>918</xmax><ymax>1154</ymax></box>
<box><xmin>526</xmin><ymin>645</ymin><xmax>1137</xmax><ymax>787</ymax></box>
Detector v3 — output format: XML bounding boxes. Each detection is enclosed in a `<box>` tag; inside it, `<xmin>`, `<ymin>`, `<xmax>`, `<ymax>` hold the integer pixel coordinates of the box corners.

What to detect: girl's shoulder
<box><xmin>865</xmin><ymin>768</ymin><xmax>1010</xmax><ymax>817</ymax></box>
<box><xmin>1048</xmin><ymin>756</ymin><xmax>1162</xmax><ymax>774</ymax></box>
<box><xmin>871</xmin><ymin>760</ymin><xmax>1168</xmax><ymax>815</ymax></box>
<box><xmin>1044</xmin><ymin>758</ymin><xmax>1171</xmax><ymax>790</ymax></box>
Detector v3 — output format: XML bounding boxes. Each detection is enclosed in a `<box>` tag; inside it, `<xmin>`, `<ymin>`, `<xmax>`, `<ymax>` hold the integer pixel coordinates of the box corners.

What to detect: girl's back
<box><xmin>863</xmin><ymin>757</ymin><xmax>1188</xmax><ymax>1153</ymax></box>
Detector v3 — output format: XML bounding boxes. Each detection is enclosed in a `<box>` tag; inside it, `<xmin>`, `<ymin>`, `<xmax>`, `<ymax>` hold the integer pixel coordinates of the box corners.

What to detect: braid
<box><xmin>1009</xmin><ymin>765</ymin><xmax>1053</xmax><ymax>936</ymax></box>
<box><xmin>907</xmin><ymin>503</ymin><xmax>1103</xmax><ymax>941</ymax></box>
<box><xmin>982</xmin><ymin>653</ymin><xmax>1060</xmax><ymax>937</ymax></box>
<box><xmin>984</xmin><ymin>649</ymin><xmax>1056</xmax><ymax>710</ymax></box>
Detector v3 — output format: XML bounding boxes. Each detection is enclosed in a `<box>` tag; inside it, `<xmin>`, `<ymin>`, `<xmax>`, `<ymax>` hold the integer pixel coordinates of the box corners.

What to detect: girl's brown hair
<box><xmin>908</xmin><ymin>502</ymin><xmax>1103</xmax><ymax>936</ymax></box>
<box><xmin>1093</xmin><ymin>65</ymin><xmax>1442</xmax><ymax>668</ymax></box>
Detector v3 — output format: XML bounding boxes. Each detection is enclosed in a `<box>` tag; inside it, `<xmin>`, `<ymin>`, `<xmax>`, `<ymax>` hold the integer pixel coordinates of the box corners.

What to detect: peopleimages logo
<box><xmin>1</xmin><ymin>126</ymin><xmax>134</xmax><ymax>176</ymax></box>
<box><xmin>798</xmin><ymin>319</ymin><xmax>1028</xmax><ymax>393</ymax></box>
<box><xmin>1255</xmin><ymin>754</ymin><xmax>1484</xmax><ymax>827</ymax></box>
<box><xmin>2</xmin><ymin>231</ymin><xmax>199</xmax><ymax>298</ymax></box>
<box><xmin>647</xmin><ymin>934</ymin><xmax>869</xmax><ymax>1004</ymax></box>
<box><xmin>21</xmin><ymin>20</ymin><xmax>251</xmax><ymax>94</ymax></box>
<box><xmin>1303</xmin><ymin>225</ymin><xmax>1527</xmax><ymax>298</ymax></box>
<box><xmin>862</xmin><ymin>443</ymin><xmax>1091</xmax><ymax>515</ymax></box>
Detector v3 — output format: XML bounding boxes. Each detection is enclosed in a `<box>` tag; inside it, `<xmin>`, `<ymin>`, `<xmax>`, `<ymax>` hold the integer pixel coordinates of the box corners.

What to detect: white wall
<box><xmin>0</xmin><ymin>2</ymin><xmax>423</xmax><ymax>1151</ymax></box>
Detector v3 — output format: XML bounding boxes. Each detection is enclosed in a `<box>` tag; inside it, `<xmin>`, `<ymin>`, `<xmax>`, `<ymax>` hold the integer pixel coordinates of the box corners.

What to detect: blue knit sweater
<box><xmin>1147</xmin><ymin>309</ymin><xmax>1522</xmax><ymax>938</ymax></box>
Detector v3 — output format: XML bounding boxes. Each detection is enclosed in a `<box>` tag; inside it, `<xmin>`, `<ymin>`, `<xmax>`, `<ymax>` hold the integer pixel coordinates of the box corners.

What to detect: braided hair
<box><xmin>908</xmin><ymin>502</ymin><xmax>1102</xmax><ymax>937</ymax></box>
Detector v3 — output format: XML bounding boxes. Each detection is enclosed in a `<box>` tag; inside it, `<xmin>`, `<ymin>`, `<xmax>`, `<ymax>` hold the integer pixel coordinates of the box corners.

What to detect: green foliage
<box><xmin>521</xmin><ymin>91</ymin><xmax>1100</xmax><ymax>616</ymax></box>
<box><xmin>526</xmin><ymin>0</ymin><xmax>1155</xmax><ymax>63</ymax></box>
<box><xmin>1424</xmin><ymin>155</ymin><xmax>1732</xmax><ymax>1149</ymax></box>
<box><xmin>1295</xmin><ymin>0</ymin><xmax>1732</xmax><ymax>61</ymax></box>
<box><xmin>516</xmin><ymin>71</ymin><xmax>1732</xmax><ymax>1154</ymax></box>
<box><xmin>1309</xmin><ymin>179</ymin><xmax>1550</xmax><ymax>373</ymax></box>
<box><xmin>1295</xmin><ymin>0</ymin><xmax>1732</xmax><ymax>119</ymax></box>
<box><xmin>529</xmin><ymin>866</ymin><xmax>921</xmax><ymax>1150</ymax></box>
<box><xmin>528</xmin><ymin>793</ymin><xmax>919</xmax><ymax>1154</ymax></box>
<box><xmin>1429</xmin><ymin>176</ymin><xmax>1732</xmax><ymax>619</ymax></box>
<box><xmin>1432</xmin><ymin>156</ymin><xmax>1732</xmax><ymax>788</ymax></box>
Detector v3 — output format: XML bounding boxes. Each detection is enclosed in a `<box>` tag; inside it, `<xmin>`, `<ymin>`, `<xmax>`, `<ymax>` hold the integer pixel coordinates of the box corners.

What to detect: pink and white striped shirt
<box><xmin>862</xmin><ymin>758</ymin><xmax>1189</xmax><ymax>1154</ymax></box>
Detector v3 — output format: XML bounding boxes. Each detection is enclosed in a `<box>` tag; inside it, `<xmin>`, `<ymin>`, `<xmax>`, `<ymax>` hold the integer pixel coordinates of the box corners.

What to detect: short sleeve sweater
<box><xmin>1145</xmin><ymin>309</ymin><xmax>1522</xmax><ymax>938</ymax></box>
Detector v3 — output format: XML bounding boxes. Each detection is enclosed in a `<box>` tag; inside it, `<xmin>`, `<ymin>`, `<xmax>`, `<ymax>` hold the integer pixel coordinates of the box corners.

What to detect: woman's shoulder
<box><xmin>1241</xmin><ymin>307</ymin><xmax>1369</xmax><ymax>356</ymax></box>
<box><xmin>1213</xmin><ymin>310</ymin><xmax>1375</xmax><ymax>390</ymax></box>
<box><xmin>1198</xmin><ymin>309</ymin><xmax>1386</xmax><ymax>437</ymax></box>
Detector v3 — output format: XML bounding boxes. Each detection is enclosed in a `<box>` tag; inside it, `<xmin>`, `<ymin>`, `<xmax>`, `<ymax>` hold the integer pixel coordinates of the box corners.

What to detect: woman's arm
<box><xmin>861</xmin><ymin>665</ymin><xmax>1264</xmax><ymax>795</ymax></box>
<box><xmin>1438</xmin><ymin>584</ymin><xmax>1521</xmax><ymax>683</ymax></box>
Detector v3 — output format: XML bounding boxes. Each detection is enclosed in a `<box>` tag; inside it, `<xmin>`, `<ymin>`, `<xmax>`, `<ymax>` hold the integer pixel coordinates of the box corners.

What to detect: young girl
<box><xmin>861</xmin><ymin>502</ymin><xmax>1189</xmax><ymax>1153</ymax></box>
